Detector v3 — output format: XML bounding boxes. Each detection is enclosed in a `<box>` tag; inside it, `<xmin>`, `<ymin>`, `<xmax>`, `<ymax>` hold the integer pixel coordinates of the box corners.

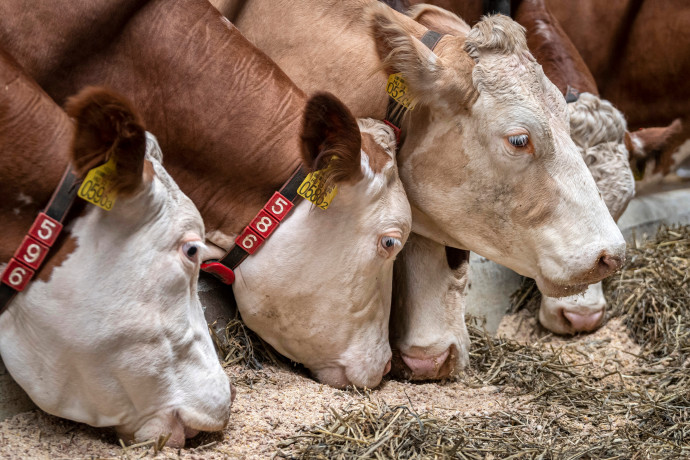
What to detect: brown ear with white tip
<box><xmin>300</xmin><ymin>92</ymin><xmax>362</xmax><ymax>193</ymax></box>
<box><xmin>625</xmin><ymin>118</ymin><xmax>684</xmax><ymax>176</ymax></box>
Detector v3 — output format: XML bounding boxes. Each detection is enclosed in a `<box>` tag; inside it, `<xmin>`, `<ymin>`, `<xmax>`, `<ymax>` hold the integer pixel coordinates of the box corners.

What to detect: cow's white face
<box><xmin>390</xmin><ymin>234</ymin><xmax>469</xmax><ymax>380</ymax></box>
<box><xmin>382</xmin><ymin>16</ymin><xmax>625</xmax><ymax>297</ymax></box>
<box><xmin>233</xmin><ymin>120</ymin><xmax>411</xmax><ymax>388</ymax></box>
<box><xmin>0</xmin><ymin>136</ymin><xmax>232</xmax><ymax>447</ymax></box>
<box><xmin>539</xmin><ymin>93</ymin><xmax>635</xmax><ymax>334</ymax></box>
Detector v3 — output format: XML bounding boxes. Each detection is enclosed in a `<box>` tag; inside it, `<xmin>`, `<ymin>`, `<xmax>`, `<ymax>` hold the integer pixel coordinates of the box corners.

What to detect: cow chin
<box><xmin>535</xmin><ymin>276</ymin><xmax>589</xmax><ymax>298</ymax></box>
<box><xmin>390</xmin><ymin>344</ymin><xmax>467</xmax><ymax>381</ymax></box>
<box><xmin>119</xmin><ymin>401</ymin><xmax>233</xmax><ymax>449</ymax></box>
<box><xmin>311</xmin><ymin>361</ymin><xmax>389</xmax><ymax>389</ymax></box>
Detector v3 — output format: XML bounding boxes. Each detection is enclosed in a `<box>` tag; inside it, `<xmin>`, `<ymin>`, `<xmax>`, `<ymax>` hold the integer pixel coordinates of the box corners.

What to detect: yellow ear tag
<box><xmin>386</xmin><ymin>73</ymin><xmax>417</xmax><ymax>110</ymax></box>
<box><xmin>297</xmin><ymin>169</ymin><xmax>338</xmax><ymax>210</ymax></box>
<box><xmin>77</xmin><ymin>157</ymin><xmax>117</xmax><ymax>211</ymax></box>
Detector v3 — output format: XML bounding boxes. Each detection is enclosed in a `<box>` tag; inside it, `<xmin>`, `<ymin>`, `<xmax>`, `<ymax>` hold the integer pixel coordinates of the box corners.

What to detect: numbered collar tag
<box><xmin>386</xmin><ymin>73</ymin><xmax>417</xmax><ymax>111</ymax></box>
<box><xmin>78</xmin><ymin>157</ymin><xmax>117</xmax><ymax>211</ymax></box>
<box><xmin>297</xmin><ymin>170</ymin><xmax>338</xmax><ymax>210</ymax></box>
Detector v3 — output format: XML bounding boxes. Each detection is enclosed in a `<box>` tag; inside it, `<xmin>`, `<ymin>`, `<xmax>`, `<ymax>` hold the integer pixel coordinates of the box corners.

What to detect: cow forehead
<box><xmin>145</xmin><ymin>135</ymin><xmax>204</xmax><ymax>236</ymax></box>
<box><xmin>472</xmin><ymin>53</ymin><xmax>568</xmax><ymax>125</ymax></box>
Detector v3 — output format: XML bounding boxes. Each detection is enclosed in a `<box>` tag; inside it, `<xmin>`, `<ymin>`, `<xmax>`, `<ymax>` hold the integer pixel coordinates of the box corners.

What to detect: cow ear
<box><xmin>300</xmin><ymin>92</ymin><xmax>362</xmax><ymax>189</ymax></box>
<box><xmin>625</xmin><ymin>118</ymin><xmax>684</xmax><ymax>175</ymax></box>
<box><xmin>65</xmin><ymin>87</ymin><xmax>148</xmax><ymax>197</ymax></box>
<box><xmin>368</xmin><ymin>2</ymin><xmax>440</xmax><ymax>96</ymax></box>
<box><xmin>408</xmin><ymin>4</ymin><xmax>471</xmax><ymax>36</ymax></box>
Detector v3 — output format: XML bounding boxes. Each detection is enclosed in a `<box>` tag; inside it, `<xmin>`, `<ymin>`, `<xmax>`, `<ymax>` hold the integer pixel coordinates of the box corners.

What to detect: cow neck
<box><xmin>0</xmin><ymin>0</ymin><xmax>307</xmax><ymax>249</ymax></box>
<box><xmin>384</xmin><ymin>30</ymin><xmax>445</xmax><ymax>146</ymax></box>
<box><xmin>200</xmin><ymin>165</ymin><xmax>307</xmax><ymax>284</ymax></box>
<box><xmin>0</xmin><ymin>167</ymin><xmax>79</xmax><ymax>313</ymax></box>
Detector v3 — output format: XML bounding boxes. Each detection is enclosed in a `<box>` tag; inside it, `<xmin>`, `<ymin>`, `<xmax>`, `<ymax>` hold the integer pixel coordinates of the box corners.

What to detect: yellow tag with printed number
<box><xmin>77</xmin><ymin>157</ymin><xmax>117</xmax><ymax>211</ymax></box>
<box><xmin>297</xmin><ymin>170</ymin><xmax>338</xmax><ymax>210</ymax></box>
<box><xmin>386</xmin><ymin>73</ymin><xmax>417</xmax><ymax>110</ymax></box>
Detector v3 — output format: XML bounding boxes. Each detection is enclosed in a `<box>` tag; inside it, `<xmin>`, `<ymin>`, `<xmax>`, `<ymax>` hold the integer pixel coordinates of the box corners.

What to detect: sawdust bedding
<box><xmin>0</xmin><ymin>315</ymin><xmax>643</xmax><ymax>460</ymax></box>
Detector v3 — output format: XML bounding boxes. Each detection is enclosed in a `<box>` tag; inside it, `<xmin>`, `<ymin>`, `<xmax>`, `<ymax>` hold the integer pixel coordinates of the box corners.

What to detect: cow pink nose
<box><xmin>562</xmin><ymin>309</ymin><xmax>604</xmax><ymax>332</ymax></box>
<box><xmin>401</xmin><ymin>347</ymin><xmax>451</xmax><ymax>380</ymax></box>
<box><xmin>596</xmin><ymin>252</ymin><xmax>623</xmax><ymax>278</ymax></box>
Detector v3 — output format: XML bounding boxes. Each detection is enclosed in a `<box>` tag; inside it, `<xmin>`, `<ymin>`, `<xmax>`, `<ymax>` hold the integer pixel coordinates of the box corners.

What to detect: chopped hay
<box><xmin>279</xmin><ymin>321</ymin><xmax>689</xmax><ymax>459</ymax></box>
<box><xmin>209</xmin><ymin>313</ymin><xmax>287</xmax><ymax>370</ymax></box>
<box><xmin>604</xmin><ymin>224</ymin><xmax>690</xmax><ymax>363</ymax></box>
<box><xmin>509</xmin><ymin>276</ymin><xmax>541</xmax><ymax>315</ymax></box>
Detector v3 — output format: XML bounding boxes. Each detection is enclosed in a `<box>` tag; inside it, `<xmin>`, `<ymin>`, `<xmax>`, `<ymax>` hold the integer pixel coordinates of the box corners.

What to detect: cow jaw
<box><xmin>233</xmin><ymin>120</ymin><xmax>411</xmax><ymax>389</ymax></box>
<box><xmin>0</xmin><ymin>150</ymin><xmax>232</xmax><ymax>446</ymax></box>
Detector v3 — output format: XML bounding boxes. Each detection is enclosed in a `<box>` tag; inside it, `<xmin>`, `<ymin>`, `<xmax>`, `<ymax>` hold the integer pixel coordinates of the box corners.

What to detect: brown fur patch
<box><xmin>301</xmin><ymin>92</ymin><xmax>362</xmax><ymax>201</ymax></box>
<box><xmin>515</xmin><ymin>0</ymin><xmax>598</xmax><ymax>96</ymax></box>
<box><xmin>65</xmin><ymin>86</ymin><xmax>147</xmax><ymax>197</ymax></box>
<box><xmin>360</xmin><ymin>132</ymin><xmax>391</xmax><ymax>174</ymax></box>
<box><xmin>34</xmin><ymin>201</ymin><xmax>87</xmax><ymax>282</ymax></box>
<box><xmin>35</xmin><ymin>234</ymin><xmax>79</xmax><ymax>283</ymax></box>
<box><xmin>627</xmin><ymin>118</ymin><xmax>684</xmax><ymax>174</ymax></box>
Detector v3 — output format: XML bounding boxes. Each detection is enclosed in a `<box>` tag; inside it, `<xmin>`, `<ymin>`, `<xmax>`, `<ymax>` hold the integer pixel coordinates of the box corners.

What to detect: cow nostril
<box><xmin>383</xmin><ymin>358</ymin><xmax>392</xmax><ymax>376</ymax></box>
<box><xmin>597</xmin><ymin>253</ymin><xmax>622</xmax><ymax>276</ymax></box>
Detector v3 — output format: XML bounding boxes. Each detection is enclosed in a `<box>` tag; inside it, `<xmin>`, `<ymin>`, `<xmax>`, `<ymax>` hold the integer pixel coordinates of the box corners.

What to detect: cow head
<box><xmin>390</xmin><ymin>234</ymin><xmax>469</xmax><ymax>380</ymax></box>
<box><xmin>539</xmin><ymin>92</ymin><xmax>635</xmax><ymax>334</ymax></box>
<box><xmin>370</xmin><ymin>5</ymin><xmax>625</xmax><ymax>297</ymax></box>
<box><xmin>232</xmin><ymin>93</ymin><xmax>411</xmax><ymax>389</ymax></box>
<box><xmin>0</xmin><ymin>88</ymin><xmax>232</xmax><ymax>447</ymax></box>
<box><xmin>625</xmin><ymin>118</ymin><xmax>686</xmax><ymax>184</ymax></box>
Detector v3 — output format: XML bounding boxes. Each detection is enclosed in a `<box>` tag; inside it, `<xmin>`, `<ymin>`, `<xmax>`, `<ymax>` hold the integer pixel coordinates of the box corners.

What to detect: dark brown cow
<box><xmin>0</xmin><ymin>0</ymin><xmax>413</xmax><ymax>390</ymax></box>
<box><xmin>0</xmin><ymin>49</ymin><xmax>232</xmax><ymax>446</ymax></box>
<box><xmin>546</xmin><ymin>0</ymin><xmax>690</xmax><ymax>178</ymax></box>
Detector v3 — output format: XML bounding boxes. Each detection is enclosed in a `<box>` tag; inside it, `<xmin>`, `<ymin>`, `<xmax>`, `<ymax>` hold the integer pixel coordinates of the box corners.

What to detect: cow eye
<box><xmin>379</xmin><ymin>234</ymin><xmax>402</xmax><ymax>257</ymax></box>
<box><xmin>182</xmin><ymin>241</ymin><xmax>203</xmax><ymax>263</ymax></box>
<box><xmin>508</xmin><ymin>134</ymin><xmax>529</xmax><ymax>148</ymax></box>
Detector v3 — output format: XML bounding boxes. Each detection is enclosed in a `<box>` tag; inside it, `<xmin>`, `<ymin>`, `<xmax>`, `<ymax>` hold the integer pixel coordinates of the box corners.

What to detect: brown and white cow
<box><xmin>234</xmin><ymin>115</ymin><xmax>410</xmax><ymax>388</ymax></box>
<box><xmin>0</xmin><ymin>53</ymin><xmax>232</xmax><ymax>446</ymax></box>
<box><xmin>0</xmin><ymin>0</ymin><xmax>411</xmax><ymax>388</ymax></box>
<box><xmin>407</xmin><ymin>1</ymin><xmax>637</xmax><ymax>336</ymax></box>
<box><xmin>219</xmin><ymin>0</ymin><xmax>625</xmax><ymax>374</ymax></box>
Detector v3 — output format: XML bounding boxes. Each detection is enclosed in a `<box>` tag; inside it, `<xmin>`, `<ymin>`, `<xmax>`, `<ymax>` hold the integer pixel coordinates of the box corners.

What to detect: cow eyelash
<box><xmin>508</xmin><ymin>134</ymin><xmax>529</xmax><ymax>148</ymax></box>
